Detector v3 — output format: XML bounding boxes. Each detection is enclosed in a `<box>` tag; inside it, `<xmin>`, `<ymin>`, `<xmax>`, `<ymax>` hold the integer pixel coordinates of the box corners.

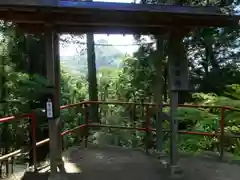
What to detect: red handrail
<box><xmin>0</xmin><ymin>112</ymin><xmax>38</xmax><ymax>171</ymax></box>
<box><xmin>1</xmin><ymin>101</ymin><xmax>238</xmax><ymax>123</ymax></box>
<box><xmin>0</xmin><ymin>113</ymin><xmax>33</xmax><ymax>123</ymax></box>
<box><xmin>83</xmin><ymin>100</ymin><xmax>240</xmax><ymax>110</ymax></box>
<box><xmin>0</xmin><ymin>100</ymin><xmax>239</xmax><ymax>170</ymax></box>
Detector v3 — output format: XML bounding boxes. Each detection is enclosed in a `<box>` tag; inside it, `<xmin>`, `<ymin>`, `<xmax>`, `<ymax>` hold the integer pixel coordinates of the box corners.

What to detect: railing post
<box><xmin>30</xmin><ymin>113</ymin><xmax>37</xmax><ymax>171</ymax></box>
<box><xmin>84</xmin><ymin>104</ymin><xmax>89</xmax><ymax>148</ymax></box>
<box><xmin>0</xmin><ymin>162</ymin><xmax>2</xmax><ymax>178</ymax></box>
<box><xmin>10</xmin><ymin>157</ymin><xmax>14</xmax><ymax>174</ymax></box>
<box><xmin>220</xmin><ymin>107</ymin><xmax>225</xmax><ymax>160</ymax></box>
<box><xmin>5</xmin><ymin>159</ymin><xmax>9</xmax><ymax>177</ymax></box>
<box><xmin>145</xmin><ymin>105</ymin><xmax>150</xmax><ymax>154</ymax></box>
<box><xmin>2</xmin><ymin>122</ymin><xmax>9</xmax><ymax>176</ymax></box>
<box><xmin>133</xmin><ymin>103</ymin><xmax>137</xmax><ymax>148</ymax></box>
<box><xmin>132</xmin><ymin>103</ymin><xmax>136</xmax><ymax>124</ymax></box>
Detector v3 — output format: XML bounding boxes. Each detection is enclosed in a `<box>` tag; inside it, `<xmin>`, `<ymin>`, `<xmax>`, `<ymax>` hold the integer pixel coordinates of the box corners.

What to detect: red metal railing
<box><xmin>0</xmin><ymin>113</ymin><xmax>37</xmax><ymax>177</ymax></box>
<box><xmin>0</xmin><ymin>100</ymin><xmax>239</xmax><ymax>176</ymax></box>
<box><xmin>85</xmin><ymin>101</ymin><xmax>240</xmax><ymax>159</ymax></box>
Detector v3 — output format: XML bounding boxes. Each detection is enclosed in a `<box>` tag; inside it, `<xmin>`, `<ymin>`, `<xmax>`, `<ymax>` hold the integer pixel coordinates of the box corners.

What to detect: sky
<box><xmin>60</xmin><ymin>0</ymin><xmax>138</xmax><ymax>57</ymax></box>
<box><xmin>60</xmin><ymin>0</ymin><xmax>239</xmax><ymax>57</ymax></box>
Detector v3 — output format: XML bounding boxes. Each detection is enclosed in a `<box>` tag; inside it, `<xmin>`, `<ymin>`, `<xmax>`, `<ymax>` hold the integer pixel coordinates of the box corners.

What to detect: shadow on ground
<box><xmin>21</xmin><ymin>144</ymin><xmax>167</xmax><ymax>180</ymax></box>
<box><xmin>21</xmin><ymin>144</ymin><xmax>240</xmax><ymax>180</ymax></box>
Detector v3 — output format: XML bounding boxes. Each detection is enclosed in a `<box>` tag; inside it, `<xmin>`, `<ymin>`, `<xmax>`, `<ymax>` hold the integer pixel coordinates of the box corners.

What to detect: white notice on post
<box><xmin>46</xmin><ymin>99</ymin><xmax>53</xmax><ymax>118</ymax></box>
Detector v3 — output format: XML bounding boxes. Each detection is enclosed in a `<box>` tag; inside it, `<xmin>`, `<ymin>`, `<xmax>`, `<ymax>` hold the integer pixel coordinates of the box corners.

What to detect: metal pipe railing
<box><xmin>0</xmin><ymin>112</ymin><xmax>34</xmax><ymax>178</ymax></box>
<box><xmin>0</xmin><ymin>100</ymin><xmax>239</xmax><ymax>175</ymax></box>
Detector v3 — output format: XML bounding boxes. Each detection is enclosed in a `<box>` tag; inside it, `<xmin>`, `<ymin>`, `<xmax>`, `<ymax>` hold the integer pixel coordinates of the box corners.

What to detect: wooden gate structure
<box><xmin>0</xmin><ymin>0</ymin><xmax>239</xmax><ymax>178</ymax></box>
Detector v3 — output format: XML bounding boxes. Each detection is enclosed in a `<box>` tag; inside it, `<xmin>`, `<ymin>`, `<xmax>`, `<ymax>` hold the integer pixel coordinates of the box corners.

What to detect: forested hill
<box><xmin>61</xmin><ymin>39</ymin><xmax>125</xmax><ymax>75</ymax></box>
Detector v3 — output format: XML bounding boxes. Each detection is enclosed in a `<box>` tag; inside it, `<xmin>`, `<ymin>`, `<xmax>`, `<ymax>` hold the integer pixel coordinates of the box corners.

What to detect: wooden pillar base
<box><xmin>168</xmin><ymin>164</ymin><xmax>183</xmax><ymax>178</ymax></box>
<box><xmin>57</xmin><ymin>159</ymin><xmax>66</xmax><ymax>173</ymax></box>
<box><xmin>48</xmin><ymin>173</ymin><xmax>69</xmax><ymax>180</ymax></box>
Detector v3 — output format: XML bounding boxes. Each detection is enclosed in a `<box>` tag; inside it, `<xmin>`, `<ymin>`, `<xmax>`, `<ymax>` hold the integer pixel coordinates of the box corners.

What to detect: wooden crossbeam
<box><xmin>0</xmin><ymin>1</ymin><xmax>228</xmax><ymax>15</ymax></box>
<box><xmin>0</xmin><ymin>1</ymin><xmax>238</xmax><ymax>33</ymax></box>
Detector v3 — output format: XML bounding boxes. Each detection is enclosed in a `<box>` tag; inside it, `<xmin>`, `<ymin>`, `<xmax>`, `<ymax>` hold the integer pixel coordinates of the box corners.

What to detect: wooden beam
<box><xmin>0</xmin><ymin>1</ymin><xmax>225</xmax><ymax>15</ymax></box>
<box><xmin>0</xmin><ymin>0</ymin><xmax>57</xmax><ymax>6</ymax></box>
<box><xmin>16</xmin><ymin>23</ymin><xmax>170</xmax><ymax>36</ymax></box>
<box><xmin>0</xmin><ymin>2</ymin><xmax>238</xmax><ymax>30</ymax></box>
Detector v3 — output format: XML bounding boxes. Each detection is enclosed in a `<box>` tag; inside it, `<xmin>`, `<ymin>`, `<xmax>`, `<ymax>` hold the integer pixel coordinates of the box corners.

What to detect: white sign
<box><xmin>46</xmin><ymin>99</ymin><xmax>53</xmax><ymax>118</ymax></box>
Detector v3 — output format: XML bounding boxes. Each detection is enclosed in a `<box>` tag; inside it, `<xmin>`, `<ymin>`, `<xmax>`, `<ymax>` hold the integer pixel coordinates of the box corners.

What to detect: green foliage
<box><xmin>177</xmin><ymin>107</ymin><xmax>219</xmax><ymax>153</ymax></box>
<box><xmin>60</xmin><ymin>68</ymin><xmax>87</xmax><ymax>105</ymax></box>
<box><xmin>117</xmin><ymin>56</ymin><xmax>153</xmax><ymax>101</ymax></box>
<box><xmin>60</xmin><ymin>39</ymin><xmax>124</xmax><ymax>76</ymax></box>
<box><xmin>98</xmin><ymin>67</ymin><xmax>120</xmax><ymax>101</ymax></box>
<box><xmin>184</xmin><ymin>87</ymin><xmax>240</xmax><ymax>155</ymax></box>
<box><xmin>1</xmin><ymin>0</ymin><xmax>240</xmax><ymax>162</ymax></box>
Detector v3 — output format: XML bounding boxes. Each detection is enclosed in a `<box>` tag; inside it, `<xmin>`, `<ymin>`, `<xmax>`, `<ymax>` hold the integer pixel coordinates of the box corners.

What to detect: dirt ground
<box><xmin>20</xmin><ymin>145</ymin><xmax>240</xmax><ymax>180</ymax></box>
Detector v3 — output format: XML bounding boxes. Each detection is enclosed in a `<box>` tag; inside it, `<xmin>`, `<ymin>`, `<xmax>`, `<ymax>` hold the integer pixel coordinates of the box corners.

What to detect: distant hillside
<box><xmin>61</xmin><ymin>39</ymin><xmax>124</xmax><ymax>76</ymax></box>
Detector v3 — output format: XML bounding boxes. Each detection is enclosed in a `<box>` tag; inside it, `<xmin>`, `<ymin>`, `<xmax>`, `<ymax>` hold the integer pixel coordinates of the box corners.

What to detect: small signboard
<box><xmin>46</xmin><ymin>98</ymin><xmax>53</xmax><ymax>118</ymax></box>
<box><xmin>168</xmin><ymin>34</ymin><xmax>189</xmax><ymax>91</ymax></box>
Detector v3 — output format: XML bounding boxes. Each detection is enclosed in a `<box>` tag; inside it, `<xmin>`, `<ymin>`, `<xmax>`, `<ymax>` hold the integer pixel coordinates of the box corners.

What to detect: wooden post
<box><xmin>86</xmin><ymin>0</ymin><xmax>99</xmax><ymax>123</ymax></box>
<box><xmin>145</xmin><ymin>105</ymin><xmax>150</xmax><ymax>154</ymax></box>
<box><xmin>45</xmin><ymin>26</ymin><xmax>61</xmax><ymax>176</ymax></box>
<box><xmin>169</xmin><ymin>91</ymin><xmax>178</xmax><ymax>166</ymax></box>
<box><xmin>53</xmin><ymin>32</ymin><xmax>65</xmax><ymax>172</ymax></box>
<box><xmin>84</xmin><ymin>104</ymin><xmax>89</xmax><ymax>148</ymax></box>
<box><xmin>155</xmin><ymin>37</ymin><xmax>165</xmax><ymax>154</ymax></box>
<box><xmin>220</xmin><ymin>107</ymin><xmax>225</xmax><ymax>160</ymax></box>
<box><xmin>30</xmin><ymin>113</ymin><xmax>37</xmax><ymax>172</ymax></box>
<box><xmin>168</xmin><ymin>29</ymin><xmax>188</xmax><ymax>176</ymax></box>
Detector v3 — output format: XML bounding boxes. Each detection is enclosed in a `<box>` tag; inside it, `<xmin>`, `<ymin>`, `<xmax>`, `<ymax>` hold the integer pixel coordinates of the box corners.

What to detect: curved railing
<box><xmin>0</xmin><ymin>101</ymin><xmax>239</xmax><ymax>178</ymax></box>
